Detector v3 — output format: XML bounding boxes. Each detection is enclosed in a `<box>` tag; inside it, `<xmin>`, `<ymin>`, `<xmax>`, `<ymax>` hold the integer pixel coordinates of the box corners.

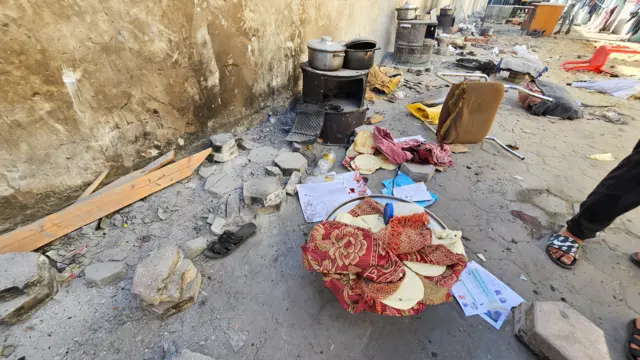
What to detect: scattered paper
<box><xmin>587</xmin><ymin>153</ymin><xmax>615</xmax><ymax>161</ymax></box>
<box><xmin>381</xmin><ymin>172</ymin><xmax>438</xmax><ymax>207</ymax></box>
<box><xmin>297</xmin><ymin>171</ymin><xmax>371</xmax><ymax>222</ymax></box>
<box><xmin>477</xmin><ymin>253</ymin><xmax>486</xmax><ymax>262</ymax></box>
<box><xmin>519</xmin><ymin>274</ymin><xmax>528</xmax><ymax>281</ymax></box>
<box><xmin>451</xmin><ymin>261</ymin><xmax>525</xmax><ymax>329</ymax></box>
<box><xmin>394</xmin><ymin>135</ymin><xmax>426</xmax><ymax>143</ymax></box>
<box><xmin>392</xmin><ymin>183</ymin><xmax>433</xmax><ymax>202</ymax></box>
<box><xmin>513</xmin><ymin>175</ymin><xmax>524</xmax><ymax>180</ymax></box>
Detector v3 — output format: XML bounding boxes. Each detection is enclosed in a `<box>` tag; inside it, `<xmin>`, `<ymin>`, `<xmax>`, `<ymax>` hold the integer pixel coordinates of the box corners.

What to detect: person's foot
<box><xmin>548</xmin><ymin>227</ymin><xmax>583</xmax><ymax>265</ymax></box>
<box><xmin>629</xmin><ymin>318</ymin><xmax>640</xmax><ymax>359</ymax></box>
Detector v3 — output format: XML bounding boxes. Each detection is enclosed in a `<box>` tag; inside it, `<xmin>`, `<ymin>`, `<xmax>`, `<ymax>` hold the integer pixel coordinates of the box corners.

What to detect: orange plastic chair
<box><xmin>561</xmin><ymin>45</ymin><xmax>640</xmax><ymax>75</ymax></box>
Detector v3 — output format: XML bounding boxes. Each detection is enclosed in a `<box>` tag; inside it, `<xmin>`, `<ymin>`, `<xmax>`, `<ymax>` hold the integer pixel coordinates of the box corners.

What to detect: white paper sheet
<box><xmin>392</xmin><ymin>183</ymin><xmax>433</xmax><ymax>202</ymax></box>
<box><xmin>394</xmin><ymin>135</ymin><xmax>426</xmax><ymax>143</ymax></box>
<box><xmin>451</xmin><ymin>261</ymin><xmax>524</xmax><ymax>329</ymax></box>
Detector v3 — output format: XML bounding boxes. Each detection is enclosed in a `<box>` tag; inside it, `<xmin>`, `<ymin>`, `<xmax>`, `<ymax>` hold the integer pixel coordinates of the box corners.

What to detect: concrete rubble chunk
<box><xmin>212</xmin><ymin>148</ymin><xmax>238</xmax><ymax>163</ymax></box>
<box><xmin>84</xmin><ymin>262</ymin><xmax>126</xmax><ymax>288</ymax></box>
<box><xmin>274</xmin><ymin>152</ymin><xmax>308</xmax><ymax>176</ymax></box>
<box><xmin>226</xmin><ymin>192</ymin><xmax>241</xmax><ymax>219</ymax></box>
<box><xmin>237</xmin><ymin>137</ymin><xmax>258</xmax><ymax>150</ymax></box>
<box><xmin>514</xmin><ymin>301</ymin><xmax>611</xmax><ymax>360</ymax></box>
<box><xmin>248</xmin><ymin>146</ymin><xmax>278</xmax><ymax>164</ymax></box>
<box><xmin>243</xmin><ymin>177</ymin><xmax>286</xmax><ymax>214</ymax></box>
<box><xmin>209</xmin><ymin>133</ymin><xmax>236</xmax><ymax>153</ymax></box>
<box><xmin>198</xmin><ymin>165</ymin><xmax>217</xmax><ymax>178</ymax></box>
<box><xmin>182</xmin><ymin>237</ymin><xmax>208</xmax><ymax>259</ymax></box>
<box><xmin>265</xmin><ymin>166</ymin><xmax>283</xmax><ymax>178</ymax></box>
<box><xmin>110</xmin><ymin>213</ymin><xmax>124</xmax><ymax>228</ymax></box>
<box><xmin>204</xmin><ymin>173</ymin><xmax>242</xmax><ymax>197</ymax></box>
<box><xmin>210</xmin><ymin>216</ymin><xmax>226</xmax><ymax>236</ymax></box>
<box><xmin>174</xmin><ymin>349</ymin><xmax>215</xmax><ymax>360</ymax></box>
<box><xmin>226</xmin><ymin>328</ymin><xmax>246</xmax><ymax>352</ymax></box>
<box><xmin>400</xmin><ymin>162</ymin><xmax>436</xmax><ymax>182</ymax></box>
<box><xmin>0</xmin><ymin>252</ymin><xmax>58</xmax><ymax>325</ymax></box>
<box><xmin>132</xmin><ymin>246</ymin><xmax>202</xmax><ymax>318</ymax></box>
<box><xmin>285</xmin><ymin>171</ymin><xmax>302</xmax><ymax>195</ymax></box>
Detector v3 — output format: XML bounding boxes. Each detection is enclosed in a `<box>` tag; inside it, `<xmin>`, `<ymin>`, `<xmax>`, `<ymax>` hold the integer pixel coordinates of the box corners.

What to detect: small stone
<box><xmin>110</xmin><ymin>214</ymin><xmax>124</xmax><ymax>228</ymax></box>
<box><xmin>206</xmin><ymin>215</ymin><xmax>216</xmax><ymax>225</ymax></box>
<box><xmin>173</xmin><ymin>349</ymin><xmax>214</xmax><ymax>360</ymax></box>
<box><xmin>182</xmin><ymin>237</ymin><xmax>208</xmax><ymax>259</ymax></box>
<box><xmin>1</xmin><ymin>345</ymin><xmax>16</xmax><ymax>357</ymax></box>
<box><xmin>100</xmin><ymin>248</ymin><xmax>129</xmax><ymax>262</ymax></box>
<box><xmin>204</xmin><ymin>173</ymin><xmax>242</xmax><ymax>196</ymax></box>
<box><xmin>514</xmin><ymin>301</ymin><xmax>611</xmax><ymax>360</ymax></box>
<box><xmin>265</xmin><ymin>166</ymin><xmax>283</xmax><ymax>178</ymax></box>
<box><xmin>98</xmin><ymin>217</ymin><xmax>110</xmax><ymax>230</ymax></box>
<box><xmin>248</xmin><ymin>146</ymin><xmax>278</xmax><ymax>164</ymax></box>
<box><xmin>83</xmin><ymin>262</ymin><xmax>126</xmax><ymax>288</ymax></box>
<box><xmin>226</xmin><ymin>193</ymin><xmax>241</xmax><ymax>219</ymax></box>
<box><xmin>226</xmin><ymin>328</ymin><xmax>246</xmax><ymax>352</ymax></box>
<box><xmin>45</xmin><ymin>250</ymin><xmax>65</xmax><ymax>263</ymax></box>
<box><xmin>400</xmin><ymin>162</ymin><xmax>436</xmax><ymax>182</ymax></box>
<box><xmin>285</xmin><ymin>171</ymin><xmax>302</xmax><ymax>195</ymax></box>
<box><xmin>210</xmin><ymin>217</ymin><xmax>226</xmax><ymax>236</ymax></box>
<box><xmin>158</xmin><ymin>208</ymin><xmax>172</xmax><ymax>221</ymax></box>
<box><xmin>243</xmin><ymin>178</ymin><xmax>286</xmax><ymax>209</ymax></box>
<box><xmin>213</xmin><ymin>148</ymin><xmax>238</xmax><ymax>163</ymax></box>
<box><xmin>274</xmin><ymin>152</ymin><xmax>308</xmax><ymax>176</ymax></box>
<box><xmin>237</xmin><ymin>138</ymin><xmax>258</xmax><ymax>150</ymax></box>
<box><xmin>198</xmin><ymin>165</ymin><xmax>217</xmax><ymax>178</ymax></box>
<box><xmin>209</xmin><ymin>133</ymin><xmax>236</xmax><ymax>153</ymax></box>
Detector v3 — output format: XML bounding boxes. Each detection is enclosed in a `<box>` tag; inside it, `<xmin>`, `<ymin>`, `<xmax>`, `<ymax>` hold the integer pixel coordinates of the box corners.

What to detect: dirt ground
<box><xmin>2</xmin><ymin>25</ymin><xmax>640</xmax><ymax>360</ymax></box>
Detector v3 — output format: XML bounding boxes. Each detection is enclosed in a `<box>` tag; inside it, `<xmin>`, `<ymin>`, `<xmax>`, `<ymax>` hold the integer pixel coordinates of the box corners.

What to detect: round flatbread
<box><xmin>352</xmin><ymin>154</ymin><xmax>382</xmax><ymax>175</ymax></box>
<box><xmin>403</xmin><ymin>261</ymin><xmax>447</xmax><ymax>277</ymax></box>
<box><xmin>353</xmin><ymin>131</ymin><xmax>376</xmax><ymax>154</ymax></box>
<box><xmin>380</xmin><ymin>266</ymin><xmax>424</xmax><ymax>310</ymax></box>
<box><xmin>376</xmin><ymin>154</ymin><xmax>399</xmax><ymax>170</ymax></box>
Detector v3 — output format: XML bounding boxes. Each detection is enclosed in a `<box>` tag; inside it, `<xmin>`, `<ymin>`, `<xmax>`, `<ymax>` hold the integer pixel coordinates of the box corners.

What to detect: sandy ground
<box><xmin>2</xmin><ymin>25</ymin><xmax>640</xmax><ymax>360</ymax></box>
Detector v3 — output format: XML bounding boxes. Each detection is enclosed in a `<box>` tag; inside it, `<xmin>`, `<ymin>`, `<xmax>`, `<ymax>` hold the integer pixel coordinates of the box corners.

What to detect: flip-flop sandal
<box><xmin>627</xmin><ymin>319</ymin><xmax>640</xmax><ymax>360</ymax></box>
<box><xmin>546</xmin><ymin>234</ymin><xmax>581</xmax><ymax>269</ymax></box>
<box><xmin>204</xmin><ymin>223</ymin><xmax>257</xmax><ymax>259</ymax></box>
<box><xmin>630</xmin><ymin>253</ymin><xmax>640</xmax><ymax>268</ymax></box>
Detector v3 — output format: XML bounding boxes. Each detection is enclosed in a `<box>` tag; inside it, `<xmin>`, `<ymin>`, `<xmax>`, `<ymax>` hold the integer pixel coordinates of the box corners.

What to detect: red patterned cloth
<box><xmin>372</xmin><ymin>126</ymin><xmax>454</xmax><ymax>168</ymax></box>
<box><xmin>302</xmin><ymin>198</ymin><xmax>467</xmax><ymax>316</ymax></box>
<box><xmin>409</xmin><ymin>143</ymin><xmax>454</xmax><ymax>168</ymax></box>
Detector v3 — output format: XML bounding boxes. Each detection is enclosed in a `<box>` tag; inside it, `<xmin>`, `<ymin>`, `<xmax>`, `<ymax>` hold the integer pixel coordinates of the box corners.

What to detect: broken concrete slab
<box><xmin>226</xmin><ymin>328</ymin><xmax>246</xmax><ymax>352</ymax></box>
<box><xmin>243</xmin><ymin>178</ymin><xmax>286</xmax><ymax>210</ymax></box>
<box><xmin>400</xmin><ymin>162</ymin><xmax>436</xmax><ymax>182</ymax></box>
<box><xmin>514</xmin><ymin>301</ymin><xmax>611</xmax><ymax>360</ymax></box>
<box><xmin>198</xmin><ymin>165</ymin><xmax>217</xmax><ymax>178</ymax></box>
<box><xmin>209</xmin><ymin>133</ymin><xmax>236</xmax><ymax>153</ymax></box>
<box><xmin>274</xmin><ymin>152</ymin><xmax>308</xmax><ymax>176</ymax></box>
<box><xmin>182</xmin><ymin>237</ymin><xmax>208</xmax><ymax>259</ymax></box>
<box><xmin>174</xmin><ymin>349</ymin><xmax>215</xmax><ymax>360</ymax></box>
<box><xmin>236</xmin><ymin>137</ymin><xmax>258</xmax><ymax>150</ymax></box>
<box><xmin>248</xmin><ymin>146</ymin><xmax>278</xmax><ymax>164</ymax></box>
<box><xmin>204</xmin><ymin>173</ymin><xmax>242</xmax><ymax>197</ymax></box>
<box><xmin>265</xmin><ymin>166</ymin><xmax>283</xmax><ymax>178</ymax></box>
<box><xmin>226</xmin><ymin>192</ymin><xmax>241</xmax><ymax>219</ymax></box>
<box><xmin>210</xmin><ymin>216</ymin><xmax>226</xmax><ymax>236</ymax></box>
<box><xmin>285</xmin><ymin>171</ymin><xmax>302</xmax><ymax>195</ymax></box>
<box><xmin>0</xmin><ymin>252</ymin><xmax>58</xmax><ymax>325</ymax></box>
<box><xmin>212</xmin><ymin>148</ymin><xmax>238</xmax><ymax>163</ymax></box>
<box><xmin>83</xmin><ymin>262</ymin><xmax>126</xmax><ymax>288</ymax></box>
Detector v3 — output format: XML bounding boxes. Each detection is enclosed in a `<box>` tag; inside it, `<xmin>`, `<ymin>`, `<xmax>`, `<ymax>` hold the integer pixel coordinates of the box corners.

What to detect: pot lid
<box><xmin>396</xmin><ymin>1</ymin><xmax>418</xmax><ymax>10</ymax></box>
<box><xmin>344</xmin><ymin>36</ymin><xmax>377</xmax><ymax>48</ymax></box>
<box><xmin>308</xmin><ymin>36</ymin><xmax>345</xmax><ymax>52</ymax></box>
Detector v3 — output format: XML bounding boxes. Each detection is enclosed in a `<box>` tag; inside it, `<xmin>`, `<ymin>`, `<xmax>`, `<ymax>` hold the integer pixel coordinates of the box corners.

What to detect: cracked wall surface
<box><xmin>0</xmin><ymin>0</ymin><xmax>405</xmax><ymax>233</ymax></box>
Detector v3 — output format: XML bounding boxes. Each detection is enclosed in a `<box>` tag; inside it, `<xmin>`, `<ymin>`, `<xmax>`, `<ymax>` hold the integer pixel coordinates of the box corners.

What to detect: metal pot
<box><xmin>396</xmin><ymin>2</ymin><xmax>418</xmax><ymax>20</ymax></box>
<box><xmin>307</xmin><ymin>36</ymin><xmax>345</xmax><ymax>71</ymax></box>
<box><xmin>343</xmin><ymin>37</ymin><xmax>380</xmax><ymax>70</ymax></box>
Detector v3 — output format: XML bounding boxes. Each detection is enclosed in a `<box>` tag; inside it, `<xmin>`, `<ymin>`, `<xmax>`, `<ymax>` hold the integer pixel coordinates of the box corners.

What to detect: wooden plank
<box><xmin>75</xmin><ymin>169</ymin><xmax>109</xmax><ymax>202</ymax></box>
<box><xmin>0</xmin><ymin>149</ymin><xmax>210</xmax><ymax>254</ymax></box>
<box><xmin>88</xmin><ymin>150</ymin><xmax>175</xmax><ymax>198</ymax></box>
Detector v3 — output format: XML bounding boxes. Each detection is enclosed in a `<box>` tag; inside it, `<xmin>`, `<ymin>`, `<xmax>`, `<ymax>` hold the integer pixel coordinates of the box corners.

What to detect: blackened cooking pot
<box><xmin>343</xmin><ymin>37</ymin><xmax>380</xmax><ymax>70</ymax></box>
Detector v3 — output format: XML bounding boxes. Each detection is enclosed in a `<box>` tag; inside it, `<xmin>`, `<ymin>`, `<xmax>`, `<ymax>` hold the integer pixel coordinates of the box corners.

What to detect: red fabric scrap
<box><xmin>410</xmin><ymin>143</ymin><xmax>454</xmax><ymax>168</ymax></box>
<box><xmin>373</xmin><ymin>126</ymin><xmax>454</xmax><ymax>167</ymax></box>
<box><xmin>373</xmin><ymin>126</ymin><xmax>420</xmax><ymax>164</ymax></box>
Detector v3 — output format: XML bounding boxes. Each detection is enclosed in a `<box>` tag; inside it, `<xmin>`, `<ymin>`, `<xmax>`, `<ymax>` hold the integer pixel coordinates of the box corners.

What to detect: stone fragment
<box><xmin>110</xmin><ymin>213</ymin><xmax>124</xmax><ymax>228</ymax></box>
<box><xmin>274</xmin><ymin>152</ymin><xmax>308</xmax><ymax>176</ymax></box>
<box><xmin>514</xmin><ymin>301</ymin><xmax>611</xmax><ymax>360</ymax></box>
<box><xmin>226</xmin><ymin>192</ymin><xmax>241</xmax><ymax>219</ymax></box>
<box><xmin>182</xmin><ymin>237</ymin><xmax>208</xmax><ymax>259</ymax></box>
<box><xmin>243</xmin><ymin>178</ymin><xmax>286</xmax><ymax>209</ymax></box>
<box><xmin>84</xmin><ymin>262</ymin><xmax>126</xmax><ymax>288</ymax></box>
<box><xmin>0</xmin><ymin>253</ymin><xmax>58</xmax><ymax>325</ymax></box>
<box><xmin>236</xmin><ymin>137</ymin><xmax>258</xmax><ymax>150</ymax></box>
<box><xmin>213</xmin><ymin>148</ymin><xmax>238</xmax><ymax>162</ymax></box>
<box><xmin>210</xmin><ymin>216</ymin><xmax>226</xmax><ymax>236</ymax></box>
<box><xmin>206</xmin><ymin>214</ymin><xmax>215</xmax><ymax>224</ymax></box>
<box><xmin>285</xmin><ymin>171</ymin><xmax>302</xmax><ymax>195</ymax></box>
<box><xmin>265</xmin><ymin>166</ymin><xmax>283</xmax><ymax>178</ymax></box>
<box><xmin>209</xmin><ymin>133</ymin><xmax>236</xmax><ymax>153</ymax></box>
<box><xmin>174</xmin><ymin>349</ymin><xmax>215</xmax><ymax>360</ymax></box>
<box><xmin>198</xmin><ymin>165</ymin><xmax>217</xmax><ymax>178</ymax></box>
<box><xmin>400</xmin><ymin>162</ymin><xmax>436</xmax><ymax>182</ymax></box>
<box><xmin>248</xmin><ymin>146</ymin><xmax>278</xmax><ymax>164</ymax></box>
<box><xmin>226</xmin><ymin>328</ymin><xmax>246</xmax><ymax>352</ymax></box>
<box><xmin>204</xmin><ymin>173</ymin><xmax>242</xmax><ymax>196</ymax></box>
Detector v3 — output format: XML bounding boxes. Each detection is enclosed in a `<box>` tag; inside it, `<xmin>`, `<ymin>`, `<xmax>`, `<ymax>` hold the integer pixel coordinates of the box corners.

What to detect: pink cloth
<box><xmin>373</xmin><ymin>126</ymin><xmax>454</xmax><ymax>167</ymax></box>
<box><xmin>411</xmin><ymin>143</ymin><xmax>454</xmax><ymax>168</ymax></box>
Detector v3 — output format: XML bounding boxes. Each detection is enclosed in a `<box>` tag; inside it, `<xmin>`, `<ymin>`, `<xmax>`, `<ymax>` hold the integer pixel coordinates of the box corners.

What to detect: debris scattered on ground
<box><xmin>274</xmin><ymin>152</ymin><xmax>308</xmax><ymax>176</ymax></box>
<box><xmin>0</xmin><ymin>252</ymin><xmax>58</xmax><ymax>324</ymax></box>
<box><xmin>400</xmin><ymin>162</ymin><xmax>436</xmax><ymax>182</ymax></box>
<box><xmin>506</xmin><ymin>144</ymin><xmax>519</xmax><ymax>151</ymax></box>
<box><xmin>572</xmin><ymin>78</ymin><xmax>640</xmax><ymax>99</ymax></box>
<box><xmin>198</xmin><ymin>165</ymin><xmax>217</xmax><ymax>178</ymax></box>
<box><xmin>210</xmin><ymin>216</ymin><xmax>226</xmax><ymax>235</ymax></box>
<box><xmin>226</xmin><ymin>328</ymin><xmax>247</xmax><ymax>352</ymax></box>
<box><xmin>173</xmin><ymin>349</ymin><xmax>215</xmax><ymax>360</ymax></box>
<box><xmin>83</xmin><ymin>262</ymin><xmax>126</xmax><ymax>288</ymax></box>
<box><xmin>381</xmin><ymin>172</ymin><xmax>438</xmax><ymax>207</ymax></box>
<box><xmin>182</xmin><ymin>237</ymin><xmax>208</xmax><ymax>259</ymax></box>
<box><xmin>210</xmin><ymin>133</ymin><xmax>236</xmax><ymax>154</ymax></box>
<box><xmin>514</xmin><ymin>301</ymin><xmax>612</xmax><ymax>360</ymax></box>
<box><xmin>204</xmin><ymin>171</ymin><xmax>243</xmax><ymax>197</ymax></box>
<box><xmin>449</xmin><ymin>144</ymin><xmax>469</xmax><ymax>153</ymax></box>
<box><xmin>265</xmin><ymin>166</ymin><xmax>283</xmax><ymax>178</ymax></box>
<box><xmin>519</xmin><ymin>274</ymin><xmax>528</xmax><ymax>281</ymax></box>
<box><xmin>243</xmin><ymin>177</ymin><xmax>286</xmax><ymax>215</ymax></box>
<box><xmin>587</xmin><ymin>153</ymin><xmax>615</xmax><ymax>161</ymax></box>
<box><xmin>297</xmin><ymin>172</ymin><xmax>370</xmax><ymax>222</ymax></box>
<box><xmin>367</xmin><ymin>65</ymin><xmax>402</xmax><ymax>96</ymax></box>
<box><xmin>513</xmin><ymin>175</ymin><xmax>524</xmax><ymax>181</ymax></box>
<box><xmin>476</xmin><ymin>253</ymin><xmax>486</xmax><ymax>262</ymax></box>
<box><xmin>157</xmin><ymin>207</ymin><xmax>173</xmax><ymax>221</ymax></box>
<box><xmin>226</xmin><ymin>193</ymin><xmax>241</xmax><ymax>220</ymax></box>
<box><xmin>236</xmin><ymin>137</ymin><xmax>258</xmax><ymax>150</ymax></box>
<box><xmin>248</xmin><ymin>146</ymin><xmax>278</xmax><ymax>164</ymax></box>
<box><xmin>588</xmin><ymin>108</ymin><xmax>631</xmax><ymax>125</ymax></box>
<box><xmin>132</xmin><ymin>246</ymin><xmax>202</xmax><ymax>318</ymax></box>
<box><xmin>285</xmin><ymin>171</ymin><xmax>303</xmax><ymax>195</ymax></box>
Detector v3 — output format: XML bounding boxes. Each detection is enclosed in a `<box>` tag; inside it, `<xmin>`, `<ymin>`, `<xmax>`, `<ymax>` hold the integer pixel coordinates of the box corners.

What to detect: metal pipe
<box><xmin>436</xmin><ymin>72</ymin><xmax>489</xmax><ymax>84</ymax></box>
<box><xmin>485</xmin><ymin>136</ymin><xmax>525</xmax><ymax>160</ymax></box>
<box><xmin>504</xmin><ymin>84</ymin><xmax>554</xmax><ymax>102</ymax></box>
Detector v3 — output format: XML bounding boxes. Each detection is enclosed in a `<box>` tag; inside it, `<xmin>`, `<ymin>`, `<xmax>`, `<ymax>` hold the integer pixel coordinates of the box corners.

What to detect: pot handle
<box><xmin>374</xmin><ymin>47</ymin><xmax>382</xmax><ymax>51</ymax></box>
<box><xmin>333</xmin><ymin>53</ymin><xmax>346</xmax><ymax>57</ymax></box>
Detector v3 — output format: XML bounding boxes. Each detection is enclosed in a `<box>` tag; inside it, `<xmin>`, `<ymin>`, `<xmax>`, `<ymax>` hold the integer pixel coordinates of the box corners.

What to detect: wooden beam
<box><xmin>0</xmin><ymin>149</ymin><xmax>210</xmax><ymax>254</ymax></box>
<box><xmin>75</xmin><ymin>169</ymin><xmax>109</xmax><ymax>202</ymax></box>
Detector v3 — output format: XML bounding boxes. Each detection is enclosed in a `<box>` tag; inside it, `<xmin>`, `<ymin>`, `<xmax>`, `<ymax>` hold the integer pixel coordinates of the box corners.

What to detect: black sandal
<box><xmin>628</xmin><ymin>319</ymin><xmax>640</xmax><ymax>360</ymax></box>
<box><xmin>630</xmin><ymin>253</ymin><xmax>640</xmax><ymax>268</ymax></box>
<box><xmin>546</xmin><ymin>234</ymin><xmax>581</xmax><ymax>269</ymax></box>
<box><xmin>204</xmin><ymin>223</ymin><xmax>257</xmax><ymax>259</ymax></box>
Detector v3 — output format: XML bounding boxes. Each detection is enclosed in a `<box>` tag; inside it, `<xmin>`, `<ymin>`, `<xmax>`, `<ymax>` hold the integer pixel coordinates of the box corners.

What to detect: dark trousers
<box><xmin>567</xmin><ymin>141</ymin><xmax>640</xmax><ymax>240</ymax></box>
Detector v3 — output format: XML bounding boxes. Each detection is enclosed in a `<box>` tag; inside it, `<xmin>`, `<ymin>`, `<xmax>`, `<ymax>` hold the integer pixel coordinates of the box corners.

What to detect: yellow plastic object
<box><xmin>407</xmin><ymin>103</ymin><xmax>442</xmax><ymax>124</ymax></box>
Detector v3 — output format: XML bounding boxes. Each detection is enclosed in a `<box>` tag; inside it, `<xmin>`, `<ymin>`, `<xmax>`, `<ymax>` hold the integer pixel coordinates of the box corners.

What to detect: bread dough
<box><xmin>433</xmin><ymin>229</ymin><xmax>466</xmax><ymax>256</ymax></box>
<box><xmin>403</xmin><ymin>261</ymin><xmax>447</xmax><ymax>277</ymax></box>
<box><xmin>380</xmin><ymin>266</ymin><xmax>424</xmax><ymax>310</ymax></box>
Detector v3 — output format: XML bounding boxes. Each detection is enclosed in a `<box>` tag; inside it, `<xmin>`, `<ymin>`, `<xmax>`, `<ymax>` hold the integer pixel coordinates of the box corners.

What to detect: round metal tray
<box><xmin>325</xmin><ymin>195</ymin><xmax>448</xmax><ymax>231</ymax></box>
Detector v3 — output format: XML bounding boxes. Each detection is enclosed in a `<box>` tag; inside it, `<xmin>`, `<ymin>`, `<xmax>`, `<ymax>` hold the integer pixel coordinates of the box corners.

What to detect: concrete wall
<box><xmin>0</xmin><ymin>0</ymin><xmax>399</xmax><ymax>233</ymax></box>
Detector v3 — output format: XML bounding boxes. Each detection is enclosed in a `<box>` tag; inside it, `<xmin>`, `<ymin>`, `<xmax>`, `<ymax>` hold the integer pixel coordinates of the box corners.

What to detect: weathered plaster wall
<box><xmin>0</xmin><ymin>0</ymin><xmax>398</xmax><ymax>232</ymax></box>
